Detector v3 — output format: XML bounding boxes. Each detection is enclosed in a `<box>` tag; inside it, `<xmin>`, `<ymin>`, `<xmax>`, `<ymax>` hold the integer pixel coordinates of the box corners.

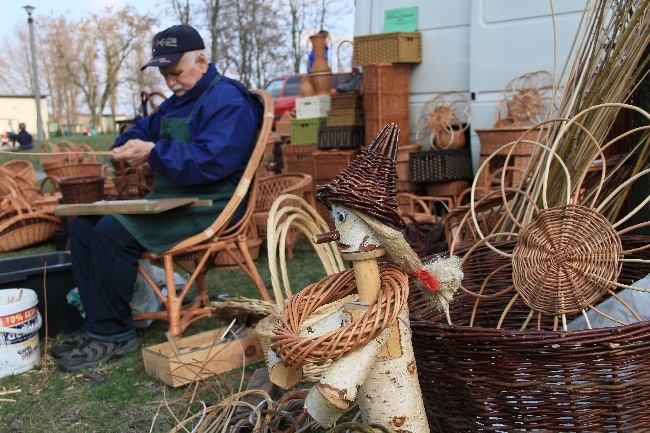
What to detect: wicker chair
<box><xmin>253</xmin><ymin>173</ymin><xmax>316</xmax><ymax>260</ymax></box>
<box><xmin>133</xmin><ymin>89</ymin><xmax>274</xmax><ymax>338</ymax></box>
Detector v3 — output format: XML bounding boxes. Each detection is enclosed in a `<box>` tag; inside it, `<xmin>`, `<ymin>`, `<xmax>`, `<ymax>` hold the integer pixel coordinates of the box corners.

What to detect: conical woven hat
<box><xmin>317</xmin><ymin>123</ymin><xmax>405</xmax><ymax>231</ymax></box>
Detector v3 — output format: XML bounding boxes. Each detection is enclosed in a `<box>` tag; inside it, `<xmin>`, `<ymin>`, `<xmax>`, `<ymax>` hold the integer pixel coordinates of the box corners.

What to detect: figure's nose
<box><xmin>312</xmin><ymin>230</ymin><xmax>340</xmax><ymax>244</ymax></box>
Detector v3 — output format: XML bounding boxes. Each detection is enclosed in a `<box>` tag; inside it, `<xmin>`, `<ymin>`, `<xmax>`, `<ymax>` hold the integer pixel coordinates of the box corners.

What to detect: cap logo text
<box><xmin>153</xmin><ymin>37</ymin><xmax>178</xmax><ymax>49</ymax></box>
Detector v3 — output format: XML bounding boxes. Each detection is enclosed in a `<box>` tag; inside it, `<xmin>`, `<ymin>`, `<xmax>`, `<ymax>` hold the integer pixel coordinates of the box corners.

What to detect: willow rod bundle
<box><xmin>498</xmin><ymin>0</ymin><xmax>650</xmax><ymax>233</ymax></box>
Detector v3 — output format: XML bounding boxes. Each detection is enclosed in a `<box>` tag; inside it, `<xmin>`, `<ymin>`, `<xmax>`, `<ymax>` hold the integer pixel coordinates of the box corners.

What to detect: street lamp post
<box><xmin>24</xmin><ymin>5</ymin><xmax>45</xmax><ymax>140</ymax></box>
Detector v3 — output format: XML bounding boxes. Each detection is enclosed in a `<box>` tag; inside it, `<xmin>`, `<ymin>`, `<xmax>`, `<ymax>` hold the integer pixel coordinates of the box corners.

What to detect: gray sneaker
<box><xmin>51</xmin><ymin>333</ymin><xmax>91</xmax><ymax>359</ymax></box>
<box><xmin>58</xmin><ymin>337</ymin><xmax>140</xmax><ymax>371</ymax></box>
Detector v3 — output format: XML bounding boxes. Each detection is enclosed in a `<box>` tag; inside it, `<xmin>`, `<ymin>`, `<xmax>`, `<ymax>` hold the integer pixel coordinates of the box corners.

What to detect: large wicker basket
<box><xmin>0</xmin><ymin>196</ymin><xmax>61</xmax><ymax>252</ymax></box>
<box><xmin>409</xmin><ymin>237</ymin><xmax>650</xmax><ymax>432</ymax></box>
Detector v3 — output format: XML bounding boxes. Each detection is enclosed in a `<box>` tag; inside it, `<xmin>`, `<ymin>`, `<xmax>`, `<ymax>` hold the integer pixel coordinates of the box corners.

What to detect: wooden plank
<box><xmin>54</xmin><ymin>198</ymin><xmax>212</xmax><ymax>216</ymax></box>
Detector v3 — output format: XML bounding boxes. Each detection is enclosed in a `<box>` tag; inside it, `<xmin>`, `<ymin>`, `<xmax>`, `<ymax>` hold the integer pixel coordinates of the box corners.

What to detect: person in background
<box><xmin>307</xmin><ymin>29</ymin><xmax>330</xmax><ymax>74</ymax></box>
<box><xmin>335</xmin><ymin>67</ymin><xmax>363</xmax><ymax>92</ymax></box>
<box><xmin>9</xmin><ymin>123</ymin><xmax>34</xmax><ymax>151</ymax></box>
<box><xmin>53</xmin><ymin>24</ymin><xmax>264</xmax><ymax>371</ymax></box>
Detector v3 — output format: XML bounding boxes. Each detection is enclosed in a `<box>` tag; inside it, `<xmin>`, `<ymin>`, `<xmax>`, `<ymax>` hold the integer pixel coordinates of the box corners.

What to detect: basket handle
<box><xmin>337</xmin><ymin>39</ymin><xmax>354</xmax><ymax>73</ymax></box>
<box><xmin>38</xmin><ymin>176</ymin><xmax>61</xmax><ymax>196</ymax></box>
<box><xmin>0</xmin><ymin>195</ymin><xmax>34</xmax><ymax>219</ymax></box>
<box><xmin>0</xmin><ymin>176</ymin><xmax>21</xmax><ymax>198</ymax></box>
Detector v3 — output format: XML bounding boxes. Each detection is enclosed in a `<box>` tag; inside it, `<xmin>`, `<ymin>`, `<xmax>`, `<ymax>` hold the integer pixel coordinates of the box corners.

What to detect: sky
<box><xmin>2</xmin><ymin>0</ymin><xmax>170</xmax><ymax>42</ymax></box>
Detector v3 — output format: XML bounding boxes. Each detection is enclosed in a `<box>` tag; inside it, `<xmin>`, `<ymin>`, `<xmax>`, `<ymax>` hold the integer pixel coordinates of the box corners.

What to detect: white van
<box><xmin>354</xmin><ymin>0</ymin><xmax>587</xmax><ymax>171</ymax></box>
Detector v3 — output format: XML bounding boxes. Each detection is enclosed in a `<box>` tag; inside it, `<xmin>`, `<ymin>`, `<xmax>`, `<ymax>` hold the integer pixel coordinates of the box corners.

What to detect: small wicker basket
<box><xmin>58</xmin><ymin>176</ymin><xmax>106</xmax><ymax>204</ymax></box>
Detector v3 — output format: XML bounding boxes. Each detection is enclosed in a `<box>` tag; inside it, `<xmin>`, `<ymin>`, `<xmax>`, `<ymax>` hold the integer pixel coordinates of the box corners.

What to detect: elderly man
<box><xmin>54</xmin><ymin>24</ymin><xmax>263</xmax><ymax>371</ymax></box>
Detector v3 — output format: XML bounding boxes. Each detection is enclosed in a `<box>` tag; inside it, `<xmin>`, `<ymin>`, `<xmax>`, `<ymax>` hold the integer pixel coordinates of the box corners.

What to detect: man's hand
<box><xmin>111</xmin><ymin>139</ymin><xmax>155</xmax><ymax>167</ymax></box>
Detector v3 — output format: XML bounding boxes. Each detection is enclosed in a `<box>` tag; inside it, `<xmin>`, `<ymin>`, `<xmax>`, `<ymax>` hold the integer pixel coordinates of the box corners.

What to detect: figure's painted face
<box><xmin>331</xmin><ymin>204</ymin><xmax>381</xmax><ymax>254</ymax></box>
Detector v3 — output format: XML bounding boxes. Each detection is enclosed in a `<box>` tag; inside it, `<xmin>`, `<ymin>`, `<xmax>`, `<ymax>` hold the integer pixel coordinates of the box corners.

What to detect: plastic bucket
<box><xmin>0</xmin><ymin>289</ymin><xmax>42</xmax><ymax>378</ymax></box>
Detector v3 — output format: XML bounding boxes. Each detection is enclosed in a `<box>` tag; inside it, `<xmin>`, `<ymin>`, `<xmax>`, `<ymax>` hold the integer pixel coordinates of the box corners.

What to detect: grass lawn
<box><xmin>0</xmin><ymin>239</ymin><xmax>333</xmax><ymax>432</ymax></box>
<box><xmin>0</xmin><ymin>135</ymin><xmax>337</xmax><ymax>431</ymax></box>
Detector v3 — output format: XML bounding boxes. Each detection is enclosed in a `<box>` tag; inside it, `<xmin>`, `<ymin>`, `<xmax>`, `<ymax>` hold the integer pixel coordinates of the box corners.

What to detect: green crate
<box><xmin>290</xmin><ymin>117</ymin><xmax>326</xmax><ymax>145</ymax></box>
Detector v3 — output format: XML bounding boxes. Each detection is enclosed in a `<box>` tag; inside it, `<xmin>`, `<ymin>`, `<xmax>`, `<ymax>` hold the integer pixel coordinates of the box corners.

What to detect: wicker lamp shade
<box><xmin>512</xmin><ymin>204</ymin><xmax>623</xmax><ymax>315</ymax></box>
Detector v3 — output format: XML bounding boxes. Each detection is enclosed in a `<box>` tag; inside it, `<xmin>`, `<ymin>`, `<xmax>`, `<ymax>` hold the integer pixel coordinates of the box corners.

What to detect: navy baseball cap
<box><xmin>141</xmin><ymin>25</ymin><xmax>205</xmax><ymax>70</ymax></box>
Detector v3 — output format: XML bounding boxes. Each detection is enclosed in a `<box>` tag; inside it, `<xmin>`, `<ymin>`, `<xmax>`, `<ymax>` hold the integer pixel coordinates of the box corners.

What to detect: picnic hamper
<box><xmin>353</xmin><ymin>32</ymin><xmax>422</xmax><ymax>65</ymax></box>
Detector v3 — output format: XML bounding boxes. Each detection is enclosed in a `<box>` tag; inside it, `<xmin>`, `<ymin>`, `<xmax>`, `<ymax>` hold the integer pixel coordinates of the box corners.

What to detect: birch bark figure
<box><xmin>269</xmin><ymin>124</ymin><xmax>463</xmax><ymax>431</ymax></box>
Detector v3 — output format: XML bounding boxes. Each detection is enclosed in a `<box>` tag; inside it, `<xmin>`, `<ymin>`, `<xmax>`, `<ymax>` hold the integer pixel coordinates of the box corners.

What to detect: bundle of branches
<box><xmin>497</xmin><ymin>0</ymin><xmax>650</xmax><ymax>232</ymax></box>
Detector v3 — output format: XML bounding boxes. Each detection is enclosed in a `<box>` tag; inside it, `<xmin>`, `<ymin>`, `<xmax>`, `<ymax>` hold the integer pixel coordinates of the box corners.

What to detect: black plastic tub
<box><xmin>0</xmin><ymin>252</ymin><xmax>83</xmax><ymax>338</ymax></box>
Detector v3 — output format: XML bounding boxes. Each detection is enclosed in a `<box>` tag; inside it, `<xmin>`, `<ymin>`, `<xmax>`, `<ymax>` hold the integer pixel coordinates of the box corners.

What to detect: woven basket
<box><xmin>45</xmin><ymin>162</ymin><xmax>104</xmax><ymax>181</ymax></box>
<box><xmin>317</xmin><ymin>125</ymin><xmax>365</xmax><ymax>150</ymax></box>
<box><xmin>282</xmin><ymin>143</ymin><xmax>317</xmax><ymax>176</ymax></box>
<box><xmin>1</xmin><ymin>160</ymin><xmax>37</xmax><ymax>188</ymax></box>
<box><xmin>312</xmin><ymin>148</ymin><xmax>361</xmax><ymax>181</ymax></box>
<box><xmin>32</xmin><ymin>176</ymin><xmax>62</xmax><ymax>214</ymax></box>
<box><xmin>58</xmin><ymin>176</ymin><xmax>106</xmax><ymax>204</ymax></box>
<box><xmin>424</xmin><ymin>179</ymin><xmax>469</xmax><ymax>197</ymax></box>
<box><xmin>258</xmin><ymin>298</ymin><xmax>359</xmax><ymax>383</ymax></box>
<box><xmin>409</xmin><ymin>149</ymin><xmax>474</xmax><ymax>183</ymax></box>
<box><xmin>38</xmin><ymin>142</ymin><xmax>70</xmax><ymax>170</ymax></box>
<box><xmin>0</xmin><ymin>196</ymin><xmax>60</xmax><ymax>252</ymax></box>
<box><xmin>353</xmin><ymin>32</ymin><xmax>422</xmax><ymax>65</ymax></box>
<box><xmin>475</xmin><ymin>127</ymin><xmax>548</xmax><ymax>156</ymax></box>
<box><xmin>325</xmin><ymin>108</ymin><xmax>365</xmax><ymax>127</ymax></box>
<box><xmin>276</xmin><ymin>111</ymin><xmax>295</xmax><ymax>137</ymax></box>
<box><xmin>409</xmin><ymin>237</ymin><xmax>650</xmax><ymax>432</ymax></box>
<box><xmin>57</xmin><ymin>141</ymin><xmax>97</xmax><ymax>163</ymax></box>
<box><xmin>330</xmin><ymin>92</ymin><xmax>363</xmax><ymax>110</ymax></box>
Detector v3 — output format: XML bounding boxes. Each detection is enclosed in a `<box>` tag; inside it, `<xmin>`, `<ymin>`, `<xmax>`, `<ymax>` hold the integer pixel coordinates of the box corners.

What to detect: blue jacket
<box><xmin>115</xmin><ymin>64</ymin><xmax>263</xmax><ymax>186</ymax></box>
<box><xmin>113</xmin><ymin>64</ymin><xmax>263</xmax><ymax>253</ymax></box>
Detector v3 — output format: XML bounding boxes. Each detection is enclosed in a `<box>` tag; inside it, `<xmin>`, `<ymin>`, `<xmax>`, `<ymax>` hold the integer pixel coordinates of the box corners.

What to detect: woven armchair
<box><xmin>253</xmin><ymin>173</ymin><xmax>316</xmax><ymax>260</ymax></box>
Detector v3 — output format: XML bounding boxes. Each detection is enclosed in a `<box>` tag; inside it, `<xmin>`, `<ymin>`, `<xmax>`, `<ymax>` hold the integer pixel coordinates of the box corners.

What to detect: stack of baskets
<box><xmin>41</xmin><ymin>141</ymin><xmax>104</xmax><ymax>180</ymax></box>
<box><xmin>362</xmin><ymin>63</ymin><xmax>412</xmax><ymax>146</ymax></box>
<box><xmin>39</xmin><ymin>141</ymin><xmax>108</xmax><ymax>202</ymax></box>
<box><xmin>319</xmin><ymin>91</ymin><xmax>365</xmax><ymax>150</ymax></box>
<box><xmin>0</xmin><ymin>162</ymin><xmax>61</xmax><ymax>252</ymax></box>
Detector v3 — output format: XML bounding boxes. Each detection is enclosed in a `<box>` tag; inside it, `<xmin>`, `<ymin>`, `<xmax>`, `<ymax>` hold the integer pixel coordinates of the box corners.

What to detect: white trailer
<box><xmin>354</xmin><ymin>0</ymin><xmax>587</xmax><ymax>171</ymax></box>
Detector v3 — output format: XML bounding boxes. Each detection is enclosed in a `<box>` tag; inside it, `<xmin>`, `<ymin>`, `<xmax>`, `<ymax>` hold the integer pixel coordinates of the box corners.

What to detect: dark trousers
<box><xmin>69</xmin><ymin>215</ymin><xmax>143</xmax><ymax>343</ymax></box>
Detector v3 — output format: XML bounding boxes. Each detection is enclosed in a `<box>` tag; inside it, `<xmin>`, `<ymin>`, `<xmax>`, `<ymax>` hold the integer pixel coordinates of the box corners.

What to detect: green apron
<box><xmin>115</xmin><ymin>74</ymin><xmax>239</xmax><ymax>254</ymax></box>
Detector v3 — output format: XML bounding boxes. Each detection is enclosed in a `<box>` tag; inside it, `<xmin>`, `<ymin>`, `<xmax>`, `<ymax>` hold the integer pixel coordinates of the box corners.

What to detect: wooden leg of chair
<box><xmin>193</xmin><ymin>272</ymin><xmax>210</xmax><ymax>306</ymax></box>
<box><xmin>237</xmin><ymin>237</ymin><xmax>273</xmax><ymax>302</ymax></box>
<box><xmin>164</xmin><ymin>255</ymin><xmax>183</xmax><ymax>338</ymax></box>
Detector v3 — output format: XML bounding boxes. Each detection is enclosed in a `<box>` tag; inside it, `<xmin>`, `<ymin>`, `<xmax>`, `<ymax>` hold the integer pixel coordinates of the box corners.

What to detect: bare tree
<box><xmin>0</xmin><ymin>0</ymin><xmax>353</xmax><ymax>126</ymax></box>
<box><xmin>168</xmin><ymin>0</ymin><xmax>194</xmax><ymax>25</ymax></box>
<box><xmin>49</xmin><ymin>6</ymin><xmax>155</xmax><ymax>132</ymax></box>
<box><xmin>39</xmin><ymin>16</ymin><xmax>83</xmax><ymax>128</ymax></box>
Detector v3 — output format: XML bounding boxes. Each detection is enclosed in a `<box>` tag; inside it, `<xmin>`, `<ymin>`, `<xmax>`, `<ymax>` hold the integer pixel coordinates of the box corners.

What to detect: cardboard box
<box><xmin>142</xmin><ymin>326</ymin><xmax>264</xmax><ymax>387</ymax></box>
